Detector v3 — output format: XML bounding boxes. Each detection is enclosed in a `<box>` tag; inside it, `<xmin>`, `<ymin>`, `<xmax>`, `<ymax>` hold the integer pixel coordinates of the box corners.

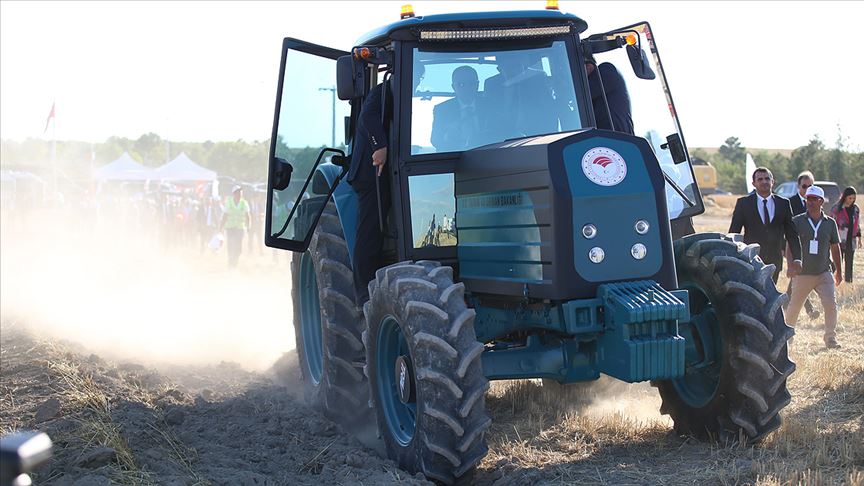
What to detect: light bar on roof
<box><xmin>420</xmin><ymin>25</ymin><xmax>571</xmax><ymax>41</ymax></box>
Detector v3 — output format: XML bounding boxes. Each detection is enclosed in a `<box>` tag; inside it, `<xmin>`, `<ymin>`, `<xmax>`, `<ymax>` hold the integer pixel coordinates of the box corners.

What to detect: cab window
<box><xmin>410</xmin><ymin>41</ymin><xmax>582</xmax><ymax>155</ymax></box>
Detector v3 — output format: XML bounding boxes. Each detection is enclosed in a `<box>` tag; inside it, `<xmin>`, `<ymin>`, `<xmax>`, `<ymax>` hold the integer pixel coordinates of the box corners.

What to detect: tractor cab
<box><xmin>263</xmin><ymin>5</ymin><xmax>794</xmax><ymax>484</ymax></box>
<box><xmin>264</xmin><ymin>10</ymin><xmax>703</xmax><ymax>261</ymax></box>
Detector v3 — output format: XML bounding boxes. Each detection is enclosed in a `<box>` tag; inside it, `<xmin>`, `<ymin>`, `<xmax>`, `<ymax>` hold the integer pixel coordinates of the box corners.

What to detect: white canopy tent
<box><xmin>155</xmin><ymin>152</ymin><xmax>217</xmax><ymax>182</ymax></box>
<box><xmin>93</xmin><ymin>152</ymin><xmax>157</xmax><ymax>181</ymax></box>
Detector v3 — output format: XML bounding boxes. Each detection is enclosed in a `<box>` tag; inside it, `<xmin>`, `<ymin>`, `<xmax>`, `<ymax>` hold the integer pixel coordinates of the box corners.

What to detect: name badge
<box><xmin>809</xmin><ymin>240</ymin><xmax>819</xmax><ymax>254</ymax></box>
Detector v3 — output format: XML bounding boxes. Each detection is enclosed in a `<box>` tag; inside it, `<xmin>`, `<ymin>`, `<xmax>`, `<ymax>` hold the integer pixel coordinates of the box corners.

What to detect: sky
<box><xmin>2</xmin><ymin>1</ymin><xmax>862</xmax><ymax>150</ymax></box>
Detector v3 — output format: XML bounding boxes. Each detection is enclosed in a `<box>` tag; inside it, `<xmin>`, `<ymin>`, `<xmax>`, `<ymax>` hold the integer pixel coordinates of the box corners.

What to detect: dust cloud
<box><xmin>544</xmin><ymin>377</ymin><xmax>671</xmax><ymax>425</ymax></box>
<box><xmin>583</xmin><ymin>383</ymin><xmax>671</xmax><ymax>425</ymax></box>
<box><xmin>0</xmin><ymin>205</ymin><xmax>296</xmax><ymax>371</ymax></box>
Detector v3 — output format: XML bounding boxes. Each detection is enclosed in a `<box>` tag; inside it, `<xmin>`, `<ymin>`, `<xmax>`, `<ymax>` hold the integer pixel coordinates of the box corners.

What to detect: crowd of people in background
<box><xmin>144</xmin><ymin>182</ymin><xmax>267</xmax><ymax>268</ymax></box>
<box><xmin>729</xmin><ymin>167</ymin><xmax>860</xmax><ymax>349</ymax></box>
<box><xmin>0</xmin><ymin>179</ymin><xmax>270</xmax><ymax>269</ymax></box>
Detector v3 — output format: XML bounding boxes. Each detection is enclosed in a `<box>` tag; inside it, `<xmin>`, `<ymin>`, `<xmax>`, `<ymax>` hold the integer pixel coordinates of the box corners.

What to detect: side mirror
<box><xmin>272</xmin><ymin>157</ymin><xmax>293</xmax><ymax>191</ymax></box>
<box><xmin>626</xmin><ymin>44</ymin><xmax>656</xmax><ymax>80</ymax></box>
<box><xmin>336</xmin><ymin>55</ymin><xmax>364</xmax><ymax>100</ymax></box>
<box><xmin>661</xmin><ymin>133</ymin><xmax>687</xmax><ymax>164</ymax></box>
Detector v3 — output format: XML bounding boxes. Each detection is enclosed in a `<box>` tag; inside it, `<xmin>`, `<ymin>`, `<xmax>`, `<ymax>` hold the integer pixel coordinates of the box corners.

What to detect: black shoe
<box><xmin>825</xmin><ymin>341</ymin><xmax>841</xmax><ymax>349</ymax></box>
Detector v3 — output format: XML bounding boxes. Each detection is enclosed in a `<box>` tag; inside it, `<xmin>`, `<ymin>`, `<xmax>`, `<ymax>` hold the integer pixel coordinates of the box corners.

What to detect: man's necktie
<box><xmin>763</xmin><ymin>198</ymin><xmax>770</xmax><ymax>224</ymax></box>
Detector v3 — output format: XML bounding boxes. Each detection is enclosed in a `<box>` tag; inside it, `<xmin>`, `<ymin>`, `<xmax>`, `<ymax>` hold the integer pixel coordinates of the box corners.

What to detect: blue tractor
<box><xmin>265</xmin><ymin>5</ymin><xmax>794</xmax><ymax>484</ymax></box>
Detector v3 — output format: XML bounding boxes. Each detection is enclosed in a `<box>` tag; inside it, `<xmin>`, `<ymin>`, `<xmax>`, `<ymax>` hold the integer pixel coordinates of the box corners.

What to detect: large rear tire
<box><xmin>363</xmin><ymin>261</ymin><xmax>491</xmax><ymax>484</ymax></box>
<box><xmin>656</xmin><ymin>233</ymin><xmax>795</xmax><ymax>442</ymax></box>
<box><xmin>291</xmin><ymin>202</ymin><xmax>370</xmax><ymax>422</ymax></box>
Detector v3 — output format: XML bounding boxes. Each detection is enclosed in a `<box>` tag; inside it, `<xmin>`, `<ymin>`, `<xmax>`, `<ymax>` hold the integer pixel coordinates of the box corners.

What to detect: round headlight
<box><xmin>582</xmin><ymin>224</ymin><xmax>597</xmax><ymax>239</ymax></box>
<box><xmin>631</xmin><ymin>243</ymin><xmax>647</xmax><ymax>260</ymax></box>
<box><xmin>635</xmin><ymin>220</ymin><xmax>650</xmax><ymax>235</ymax></box>
<box><xmin>589</xmin><ymin>247</ymin><xmax>605</xmax><ymax>264</ymax></box>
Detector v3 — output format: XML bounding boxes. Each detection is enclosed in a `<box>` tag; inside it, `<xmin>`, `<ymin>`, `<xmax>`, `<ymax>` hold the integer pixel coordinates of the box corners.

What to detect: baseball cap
<box><xmin>805</xmin><ymin>185</ymin><xmax>825</xmax><ymax>199</ymax></box>
<box><xmin>232</xmin><ymin>185</ymin><xmax>242</xmax><ymax>193</ymax></box>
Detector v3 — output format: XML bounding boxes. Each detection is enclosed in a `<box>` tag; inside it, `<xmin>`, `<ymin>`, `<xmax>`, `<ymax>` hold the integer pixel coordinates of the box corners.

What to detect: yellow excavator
<box><xmin>691</xmin><ymin>156</ymin><xmax>717</xmax><ymax>194</ymax></box>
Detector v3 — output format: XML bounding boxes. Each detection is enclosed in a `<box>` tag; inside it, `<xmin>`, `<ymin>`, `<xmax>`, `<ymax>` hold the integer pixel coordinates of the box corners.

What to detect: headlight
<box><xmin>631</xmin><ymin>243</ymin><xmax>647</xmax><ymax>260</ymax></box>
<box><xmin>582</xmin><ymin>224</ymin><xmax>597</xmax><ymax>239</ymax></box>
<box><xmin>589</xmin><ymin>247</ymin><xmax>605</xmax><ymax>264</ymax></box>
<box><xmin>635</xmin><ymin>220</ymin><xmax>650</xmax><ymax>235</ymax></box>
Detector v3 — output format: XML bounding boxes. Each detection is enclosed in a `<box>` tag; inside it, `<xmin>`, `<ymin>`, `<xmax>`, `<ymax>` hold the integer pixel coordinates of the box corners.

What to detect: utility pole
<box><xmin>319</xmin><ymin>86</ymin><xmax>336</xmax><ymax>147</ymax></box>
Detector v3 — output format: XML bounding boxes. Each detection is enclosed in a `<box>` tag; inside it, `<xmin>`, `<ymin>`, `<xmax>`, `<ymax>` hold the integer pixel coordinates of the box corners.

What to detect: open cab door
<box><xmin>584</xmin><ymin>22</ymin><xmax>704</xmax><ymax>222</ymax></box>
<box><xmin>265</xmin><ymin>38</ymin><xmax>351</xmax><ymax>252</ymax></box>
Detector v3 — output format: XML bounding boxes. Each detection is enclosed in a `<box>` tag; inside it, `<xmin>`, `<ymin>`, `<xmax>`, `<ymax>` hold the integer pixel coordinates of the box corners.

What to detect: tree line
<box><xmin>694</xmin><ymin>134</ymin><xmax>863</xmax><ymax>194</ymax></box>
<box><xmin>1</xmin><ymin>132</ymin><xmax>861</xmax><ymax>194</ymax></box>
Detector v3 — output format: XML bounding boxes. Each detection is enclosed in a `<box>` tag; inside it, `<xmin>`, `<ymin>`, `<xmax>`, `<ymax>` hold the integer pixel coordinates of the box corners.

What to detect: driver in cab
<box><xmin>431</xmin><ymin>66</ymin><xmax>490</xmax><ymax>152</ymax></box>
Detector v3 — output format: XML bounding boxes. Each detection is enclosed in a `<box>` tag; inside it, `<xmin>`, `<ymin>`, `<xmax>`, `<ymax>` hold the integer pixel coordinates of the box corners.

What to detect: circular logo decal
<box><xmin>581</xmin><ymin>147</ymin><xmax>627</xmax><ymax>186</ymax></box>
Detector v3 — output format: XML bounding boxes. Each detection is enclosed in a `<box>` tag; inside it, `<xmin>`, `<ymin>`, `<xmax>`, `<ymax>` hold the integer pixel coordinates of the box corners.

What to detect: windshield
<box><xmin>590</xmin><ymin>23</ymin><xmax>702</xmax><ymax>220</ymax></box>
<box><xmin>410</xmin><ymin>41</ymin><xmax>581</xmax><ymax>155</ymax></box>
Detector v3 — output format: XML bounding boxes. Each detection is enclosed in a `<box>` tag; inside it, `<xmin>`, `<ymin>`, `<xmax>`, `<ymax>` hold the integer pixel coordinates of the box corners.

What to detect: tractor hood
<box><xmin>454</xmin><ymin>129</ymin><xmax>677</xmax><ymax>300</ymax></box>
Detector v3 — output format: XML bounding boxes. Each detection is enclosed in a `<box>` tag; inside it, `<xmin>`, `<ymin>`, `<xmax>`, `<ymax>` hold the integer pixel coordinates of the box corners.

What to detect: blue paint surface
<box><xmin>562</xmin><ymin>139</ymin><xmax>662</xmax><ymax>282</ymax></box>
<box><xmin>457</xmin><ymin>190</ymin><xmax>545</xmax><ymax>283</ymax></box>
<box><xmin>318</xmin><ymin>163</ymin><xmax>359</xmax><ymax>266</ymax></box>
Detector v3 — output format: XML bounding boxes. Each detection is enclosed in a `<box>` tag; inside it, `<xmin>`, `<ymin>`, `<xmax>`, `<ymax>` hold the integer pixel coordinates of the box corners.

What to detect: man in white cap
<box><xmin>786</xmin><ymin>185</ymin><xmax>843</xmax><ymax>348</ymax></box>
<box><xmin>220</xmin><ymin>185</ymin><xmax>251</xmax><ymax>268</ymax></box>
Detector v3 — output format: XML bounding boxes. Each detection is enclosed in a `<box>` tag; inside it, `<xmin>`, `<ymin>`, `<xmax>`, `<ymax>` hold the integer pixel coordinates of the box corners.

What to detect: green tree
<box><xmin>718</xmin><ymin>136</ymin><xmax>746</xmax><ymax>163</ymax></box>
<box><xmin>789</xmin><ymin>136</ymin><xmax>824</xmax><ymax>181</ymax></box>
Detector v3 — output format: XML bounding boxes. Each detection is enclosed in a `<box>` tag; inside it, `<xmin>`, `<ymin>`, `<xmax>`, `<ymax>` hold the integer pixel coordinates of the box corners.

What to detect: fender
<box><xmin>315</xmin><ymin>162</ymin><xmax>359</xmax><ymax>266</ymax></box>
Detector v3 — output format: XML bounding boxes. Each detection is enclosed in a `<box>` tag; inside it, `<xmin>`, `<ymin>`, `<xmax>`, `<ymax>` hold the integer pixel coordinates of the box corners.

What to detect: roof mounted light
<box><xmin>546</xmin><ymin>0</ymin><xmax>559</xmax><ymax>10</ymax></box>
<box><xmin>401</xmin><ymin>4</ymin><xmax>415</xmax><ymax>19</ymax></box>
<box><xmin>419</xmin><ymin>25</ymin><xmax>571</xmax><ymax>42</ymax></box>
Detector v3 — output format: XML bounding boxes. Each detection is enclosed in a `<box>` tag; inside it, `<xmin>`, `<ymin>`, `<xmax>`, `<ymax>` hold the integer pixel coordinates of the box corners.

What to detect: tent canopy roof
<box><xmin>93</xmin><ymin>152</ymin><xmax>156</xmax><ymax>181</ymax></box>
<box><xmin>155</xmin><ymin>152</ymin><xmax>217</xmax><ymax>181</ymax></box>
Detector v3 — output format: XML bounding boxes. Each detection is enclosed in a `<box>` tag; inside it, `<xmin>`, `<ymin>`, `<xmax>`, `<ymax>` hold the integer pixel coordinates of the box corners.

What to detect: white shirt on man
<box><xmin>758</xmin><ymin>194</ymin><xmax>775</xmax><ymax>224</ymax></box>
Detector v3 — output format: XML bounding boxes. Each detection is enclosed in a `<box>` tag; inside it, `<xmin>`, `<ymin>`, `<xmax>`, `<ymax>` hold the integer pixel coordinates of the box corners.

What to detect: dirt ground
<box><xmin>1</xmin><ymin>203</ymin><xmax>862</xmax><ymax>485</ymax></box>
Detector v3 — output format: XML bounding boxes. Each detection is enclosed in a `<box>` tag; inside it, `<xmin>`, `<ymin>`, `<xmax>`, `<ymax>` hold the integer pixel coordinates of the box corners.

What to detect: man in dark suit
<box><xmin>347</xmin><ymin>77</ymin><xmax>391</xmax><ymax>303</ymax></box>
<box><xmin>484</xmin><ymin>52</ymin><xmax>559</xmax><ymax>140</ymax></box>
<box><xmin>789</xmin><ymin>171</ymin><xmax>814</xmax><ymax>216</ymax></box>
<box><xmin>431</xmin><ymin>66</ymin><xmax>491</xmax><ymax>152</ymax></box>
<box><xmin>729</xmin><ymin>167</ymin><xmax>803</xmax><ymax>282</ymax></box>
<box><xmin>586</xmin><ymin>52</ymin><xmax>634</xmax><ymax>136</ymax></box>
<box><xmin>348</xmin><ymin>64</ymin><xmax>425</xmax><ymax>303</ymax></box>
<box><xmin>786</xmin><ymin>171</ymin><xmax>819</xmax><ymax>317</ymax></box>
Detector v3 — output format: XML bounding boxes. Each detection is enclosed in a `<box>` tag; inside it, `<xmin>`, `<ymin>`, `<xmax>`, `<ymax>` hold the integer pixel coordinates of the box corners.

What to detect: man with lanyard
<box><xmin>786</xmin><ymin>171</ymin><xmax>820</xmax><ymax>319</ymax></box>
<box><xmin>786</xmin><ymin>185</ymin><xmax>843</xmax><ymax>348</ymax></box>
<box><xmin>220</xmin><ymin>185</ymin><xmax>251</xmax><ymax>269</ymax></box>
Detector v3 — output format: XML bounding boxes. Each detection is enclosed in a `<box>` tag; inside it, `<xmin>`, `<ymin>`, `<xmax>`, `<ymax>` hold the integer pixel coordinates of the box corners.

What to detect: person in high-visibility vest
<box><xmin>220</xmin><ymin>185</ymin><xmax>251</xmax><ymax>268</ymax></box>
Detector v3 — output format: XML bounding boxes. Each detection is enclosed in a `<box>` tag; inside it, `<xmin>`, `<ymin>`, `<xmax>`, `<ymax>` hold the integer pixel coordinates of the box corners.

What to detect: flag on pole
<box><xmin>43</xmin><ymin>101</ymin><xmax>55</xmax><ymax>134</ymax></box>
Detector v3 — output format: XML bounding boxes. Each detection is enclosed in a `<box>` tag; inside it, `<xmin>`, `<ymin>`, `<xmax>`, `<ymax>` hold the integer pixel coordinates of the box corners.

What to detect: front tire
<box><xmin>656</xmin><ymin>233</ymin><xmax>795</xmax><ymax>442</ymax></box>
<box><xmin>363</xmin><ymin>261</ymin><xmax>491</xmax><ymax>484</ymax></box>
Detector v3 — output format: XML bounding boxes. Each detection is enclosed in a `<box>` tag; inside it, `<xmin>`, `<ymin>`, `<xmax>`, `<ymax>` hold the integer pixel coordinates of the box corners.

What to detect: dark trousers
<box><xmin>226</xmin><ymin>228</ymin><xmax>244</xmax><ymax>268</ymax></box>
<box><xmin>843</xmin><ymin>246</ymin><xmax>855</xmax><ymax>282</ymax></box>
<box><xmin>352</xmin><ymin>180</ymin><xmax>391</xmax><ymax>303</ymax></box>
<box><xmin>761</xmin><ymin>253</ymin><xmax>783</xmax><ymax>284</ymax></box>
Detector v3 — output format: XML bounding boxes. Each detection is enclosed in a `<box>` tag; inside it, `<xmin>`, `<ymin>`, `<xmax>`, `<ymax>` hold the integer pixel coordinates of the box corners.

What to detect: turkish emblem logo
<box><xmin>581</xmin><ymin>147</ymin><xmax>627</xmax><ymax>186</ymax></box>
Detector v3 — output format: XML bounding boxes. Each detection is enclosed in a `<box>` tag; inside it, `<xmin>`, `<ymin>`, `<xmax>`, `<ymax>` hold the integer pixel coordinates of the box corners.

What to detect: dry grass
<box><xmin>0</xmin><ymin>327</ymin><xmax>207</xmax><ymax>485</ymax></box>
<box><xmin>480</xmin><ymin>205</ymin><xmax>863</xmax><ymax>485</ymax></box>
<box><xmin>42</xmin><ymin>342</ymin><xmax>155</xmax><ymax>485</ymax></box>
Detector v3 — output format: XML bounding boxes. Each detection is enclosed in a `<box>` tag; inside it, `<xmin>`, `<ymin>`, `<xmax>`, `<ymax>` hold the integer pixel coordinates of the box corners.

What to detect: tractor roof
<box><xmin>355</xmin><ymin>10</ymin><xmax>588</xmax><ymax>46</ymax></box>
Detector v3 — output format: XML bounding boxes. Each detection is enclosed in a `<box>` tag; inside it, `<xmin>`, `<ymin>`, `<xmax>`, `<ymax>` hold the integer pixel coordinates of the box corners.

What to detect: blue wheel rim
<box><xmin>376</xmin><ymin>315</ymin><xmax>416</xmax><ymax>446</ymax></box>
<box><xmin>673</xmin><ymin>283</ymin><xmax>723</xmax><ymax>408</ymax></box>
<box><xmin>299</xmin><ymin>252</ymin><xmax>323</xmax><ymax>385</ymax></box>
